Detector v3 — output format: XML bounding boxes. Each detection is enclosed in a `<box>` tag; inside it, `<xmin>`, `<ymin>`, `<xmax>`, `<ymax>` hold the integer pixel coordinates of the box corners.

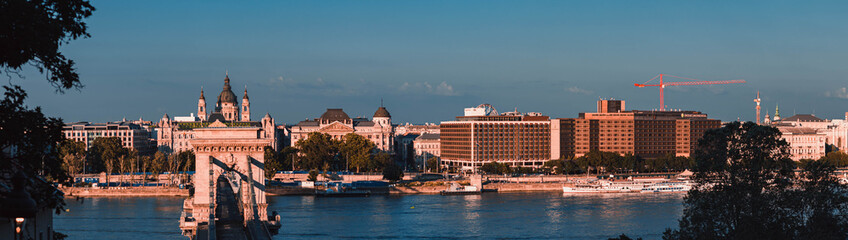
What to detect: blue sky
<box><xmin>13</xmin><ymin>1</ymin><xmax>848</xmax><ymax>125</ymax></box>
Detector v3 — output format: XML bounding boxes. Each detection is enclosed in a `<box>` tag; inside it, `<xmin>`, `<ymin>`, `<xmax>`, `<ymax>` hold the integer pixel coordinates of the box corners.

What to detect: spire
<box><xmin>224</xmin><ymin>71</ymin><xmax>230</xmax><ymax>86</ymax></box>
<box><xmin>200</xmin><ymin>86</ymin><xmax>205</xmax><ymax>99</ymax></box>
<box><xmin>774</xmin><ymin>103</ymin><xmax>781</xmax><ymax>121</ymax></box>
<box><xmin>243</xmin><ymin>85</ymin><xmax>249</xmax><ymax>99</ymax></box>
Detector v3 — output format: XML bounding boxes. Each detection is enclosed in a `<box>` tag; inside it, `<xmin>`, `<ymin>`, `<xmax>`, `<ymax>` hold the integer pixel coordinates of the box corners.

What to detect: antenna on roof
<box><xmin>381</xmin><ymin>98</ymin><xmax>384</xmax><ymax>107</ymax></box>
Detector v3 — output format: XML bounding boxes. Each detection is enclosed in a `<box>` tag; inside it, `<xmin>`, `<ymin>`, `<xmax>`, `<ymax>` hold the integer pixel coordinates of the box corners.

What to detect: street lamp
<box><xmin>1</xmin><ymin>172</ymin><xmax>38</xmax><ymax>240</ymax></box>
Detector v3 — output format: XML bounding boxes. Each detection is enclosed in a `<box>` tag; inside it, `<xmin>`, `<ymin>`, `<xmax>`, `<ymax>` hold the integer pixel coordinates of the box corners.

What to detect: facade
<box><xmin>157</xmin><ymin>74</ymin><xmax>279</xmax><ymax>153</ymax></box>
<box><xmin>289</xmin><ymin>108</ymin><xmax>395</xmax><ymax>152</ymax></box>
<box><xmin>440</xmin><ymin>105</ymin><xmax>551</xmax><ymax>171</ymax></box>
<box><xmin>770</xmin><ymin>113</ymin><xmax>848</xmax><ymax>155</ymax></box>
<box><xmin>552</xmin><ymin>99</ymin><xmax>721</xmax><ymax>159</ymax></box>
<box><xmin>63</xmin><ymin>121</ymin><xmax>156</xmax><ymax>154</ymax></box>
<box><xmin>413</xmin><ymin>133</ymin><xmax>440</xmax><ymax>167</ymax></box>
<box><xmin>777</xmin><ymin>126</ymin><xmax>826</xmax><ymax>161</ymax></box>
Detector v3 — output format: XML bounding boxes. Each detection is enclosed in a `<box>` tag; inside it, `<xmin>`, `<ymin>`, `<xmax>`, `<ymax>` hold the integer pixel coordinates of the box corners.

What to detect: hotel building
<box><xmin>63</xmin><ymin>120</ymin><xmax>156</xmax><ymax>154</ymax></box>
<box><xmin>552</xmin><ymin>99</ymin><xmax>721</xmax><ymax>159</ymax></box>
<box><xmin>440</xmin><ymin>104</ymin><xmax>551</xmax><ymax>171</ymax></box>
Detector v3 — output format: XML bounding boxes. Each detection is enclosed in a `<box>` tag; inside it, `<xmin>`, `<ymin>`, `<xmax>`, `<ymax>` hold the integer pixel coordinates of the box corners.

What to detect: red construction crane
<box><xmin>634</xmin><ymin>74</ymin><xmax>746</xmax><ymax>111</ymax></box>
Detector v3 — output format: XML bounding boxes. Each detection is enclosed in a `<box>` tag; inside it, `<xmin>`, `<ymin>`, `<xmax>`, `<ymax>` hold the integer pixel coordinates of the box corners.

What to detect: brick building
<box><xmin>552</xmin><ymin>99</ymin><xmax>721</xmax><ymax>159</ymax></box>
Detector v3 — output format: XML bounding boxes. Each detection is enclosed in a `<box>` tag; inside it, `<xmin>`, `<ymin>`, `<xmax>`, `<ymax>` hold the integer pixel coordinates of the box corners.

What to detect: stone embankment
<box><xmin>61</xmin><ymin>187</ymin><xmax>188</xmax><ymax>197</ymax></box>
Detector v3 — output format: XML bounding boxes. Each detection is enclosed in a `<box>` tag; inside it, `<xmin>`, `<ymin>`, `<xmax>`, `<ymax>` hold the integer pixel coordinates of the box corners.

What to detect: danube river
<box><xmin>56</xmin><ymin>193</ymin><xmax>684</xmax><ymax>239</ymax></box>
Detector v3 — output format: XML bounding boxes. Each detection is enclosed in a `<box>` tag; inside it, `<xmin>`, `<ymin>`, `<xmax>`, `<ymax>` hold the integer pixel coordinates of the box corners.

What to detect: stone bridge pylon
<box><xmin>179</xmin><ymin>126</ymin><xmax>279</xmax><ymax>239</ymax></box>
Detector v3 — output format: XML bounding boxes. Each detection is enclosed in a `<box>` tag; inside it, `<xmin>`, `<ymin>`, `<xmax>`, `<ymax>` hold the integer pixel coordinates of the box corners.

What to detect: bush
<box><xmin>307</xmin><ymin>169</ymin><xmax>318</xmax><ymax>181</ymax></box>
<box><xmin>382</xmin><ymin>164</ymin><xmax>404</xmax><ymax>181</ymax></box>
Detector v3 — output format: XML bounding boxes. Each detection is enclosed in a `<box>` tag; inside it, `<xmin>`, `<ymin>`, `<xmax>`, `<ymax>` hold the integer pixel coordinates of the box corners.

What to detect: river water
<box><xmin>56</xmin><ymin>193</ymin><xmax>684</xmax><ymax>239</ymax></box>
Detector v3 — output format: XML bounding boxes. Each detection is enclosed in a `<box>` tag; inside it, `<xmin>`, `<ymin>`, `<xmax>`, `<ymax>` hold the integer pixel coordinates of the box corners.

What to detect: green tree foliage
<box><xmin>382</xmin><ymin>163</ymin><xmax>404</xmax><ymax>181</ymax></box>
<box><xmin>0</xmin><ymin>0</ymin><xmax>94</xmax><ymax>218</ymax></box>
<box><xmin>295</xmin><ymin>132</ymin><xmax>340</xmax><ymax>170</ymax></box>
<box><xmin>819</xmin><ymin>151</ymin><xmax>848</xmax><ymax>168</ymax></box>
<box><xmin>307</xmin><ymin>169</ymin><xmax>318</xmax><ymax>182</ymax></box>
<box><xmin>278</xmin><ymin>146</ymin><xmax>298</xmax><ymax>171</ymax></box>
<box><xmin>0</xmin><ymin>86</ymin><xmax>67</xmax><ymax>182</ymax></box>
<box><xmin>372</xmin><ymin>152</ymin><xmax>393</xmax><ymax>172</ymax></box>
<box><xmin>664</xmin><ymin>122</ymin><xmax>848</xmax><ymax>240</ymax></box>
<box><xmin>264</xmin><ymin>146</ymin><xmax>282</xmax><ymax>179</ymax></box>
<box><xmin>1</xmin><ymin>0</ymin><xmax>95</xmax><ymax>90</ymax></box>
<box><xmin>89</xmin><ymin>137</ymin><xmax>127</xmax><ymax>186</ymax></box>
<box><xmin>340</xmin><ymin>133</ymin><xmax>375</xmax><ymax>172</ymax></box>
<box><xmin>480</xmin><ymin>161</ymin><xmax>514</xmax><ymax>174</ymax></box>
<box><xmin>426</xmin><ymin>157</ymin><xmax>440</xmax><ymax>172</ymax></box>
<box><xmin>644</xmin><ymin>153</ymin><xmax>692</xmax><ymax>172</ymax></box>
<box><xmin>150</xmin><ymin>151</ymin><xmax>168</xmax><ymax>181</ymax></box>
<box><xmin>59</xmin><ymin>139</ymin><xmax>86</xmax><ymax>177</ymax></box>
<box><xmin>176</xmin><ymin>150</ymin><xmax>195</xmax><ymax>172</ymax></box>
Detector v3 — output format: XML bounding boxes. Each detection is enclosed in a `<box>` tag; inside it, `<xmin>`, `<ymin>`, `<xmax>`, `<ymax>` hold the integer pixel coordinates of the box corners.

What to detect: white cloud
<box><xmin>434</xmin><ymin>81</ymin><xmax>458</xmax><ymax>96</ymax></box>
<box><xmin>399</xmin><ymin>81</ymin><xmax>459</xmax><ymax>96</ymax></box>
<box><xmin>566</xmin><ymin>86</ymin><xmax>593</xmax><ymax>95</ymax></box>
<box><xmin>826</xmin><ymin>87</ymin><xmax>848</xmax><ymax>99</ymax></box>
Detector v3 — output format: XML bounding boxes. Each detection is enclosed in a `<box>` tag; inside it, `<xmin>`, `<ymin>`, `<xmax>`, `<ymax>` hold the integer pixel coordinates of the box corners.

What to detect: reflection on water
<box><xmin>270</xmin><ymin>192</ymin><xmax>684</xmax><ymax>240</ymax></box>
<box><xmin>55</xmin><ymin>197</ymin><xmax>185</xmax><ymax>240</ymax></box>
<box><xmin>55</xmin><ymin>193</ymin><xmax>684</xmax><ymax>240</ymax></box>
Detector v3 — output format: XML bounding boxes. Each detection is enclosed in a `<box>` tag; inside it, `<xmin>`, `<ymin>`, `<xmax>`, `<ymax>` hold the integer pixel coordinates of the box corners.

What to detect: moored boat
<box><xmin>440</xmin><ymin>183</ymin><xmax>481</xmax><ymax>195</ymax></box>
<box><xmin>640</xmin><ymin>181</ymin><xmax>692</xmax><ymax>193</ymax></box>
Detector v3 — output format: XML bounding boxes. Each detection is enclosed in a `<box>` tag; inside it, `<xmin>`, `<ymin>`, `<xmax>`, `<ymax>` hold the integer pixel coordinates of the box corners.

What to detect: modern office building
<box><xmin>63</xmin><ymin>121</ymin><xmax>156</xmax><ymax>154</ymax></box>
<box><xmin>552</xmin><ymin>99</ymin><xmax>721</xmax><ymax>159</ymax></box>
<box><xmin>440</xmin><ymin>104</ymin><xmax>551</xmax><ymax>171</ymax></box>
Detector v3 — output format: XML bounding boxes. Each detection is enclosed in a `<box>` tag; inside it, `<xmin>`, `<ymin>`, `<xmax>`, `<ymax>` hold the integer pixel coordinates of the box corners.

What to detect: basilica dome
<box><xmin>218</xmin><ymin>75</ymin><xmax>238</xmax><ymax>105</ymax></box>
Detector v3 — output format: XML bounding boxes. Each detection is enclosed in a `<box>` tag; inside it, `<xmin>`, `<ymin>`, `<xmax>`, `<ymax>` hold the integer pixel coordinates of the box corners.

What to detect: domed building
<box><xmin>290</xmin><ymin>106</ymin><xmax>395</xmax><ymax>152</ymax></box>
<box><xmin>157</xmin><ymin>73</ymin><xmax>281</xmax><ymax>153</ymax></box>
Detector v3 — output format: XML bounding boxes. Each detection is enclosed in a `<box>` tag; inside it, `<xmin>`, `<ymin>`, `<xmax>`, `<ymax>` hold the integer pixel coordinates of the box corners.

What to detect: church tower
<box><xmin>198</xmin><ymin>87</ymin><xmax>207</xmax><ymax>121</ymax></box>
<box><xmin>241</xmin><ymin>87</ymin><xmax>250</xmax><ymax>121</ymax></box>
<box><xmin>217</xmin><ymin>73</ymin><xmax>239</xmax><ymax>121</ymax></box>
<box><xmin>774</xmin><ymin>104</ymin><xmax>781</xmax><ymax>122</ymax></box>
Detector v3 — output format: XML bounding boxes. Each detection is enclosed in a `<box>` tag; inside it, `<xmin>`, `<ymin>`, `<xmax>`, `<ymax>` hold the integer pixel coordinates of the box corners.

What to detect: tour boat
<box><xmin>640</xmin><ymin>181</ymin><xmax>693</xmax><ymax>193</ymax></box>
<box><xmin>563</xmin><ymin>180</ymin><xmax>652</xmax><ymax>193</ymax></box>
<box><xmin>440</xmin><ymin>183</ymin><xmax>481</xmax><ymax>195</ymax></box>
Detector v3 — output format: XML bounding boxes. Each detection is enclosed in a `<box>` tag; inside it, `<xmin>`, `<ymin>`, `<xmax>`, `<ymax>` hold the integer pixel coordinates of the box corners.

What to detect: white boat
<box><xmin>440</xmin><ymin>183</ymin><xmax>481</xmax><ymax>195</ymax></box>
<box><xmin>640</xmin><ymin>181</ymin><xmax>692</xmax><ymax>193</ymax></box>
<box><xmin>562</xmin><ymin>180</ymin><xmax>650</xmax><ymax>193</ymax></box>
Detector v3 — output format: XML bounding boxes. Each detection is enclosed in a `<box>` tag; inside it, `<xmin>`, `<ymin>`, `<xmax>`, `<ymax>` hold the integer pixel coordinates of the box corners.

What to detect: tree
<box><xmin>481</xmin><ymin>161</ymin><xmax>507</xmax><ymax>174</ymax></box>
<box><xmin>819</xmin><ymin>151</ymin><xmax>848</xmax><ymax>168</ymax></box>
<box><xmin>663</xmin><ymin>122</ymin><xmax>848</xmax><ymax>240</ymax></box>
<box><xmin>151</xmin><ymin>151</ymin><xmax>168</xmax><ymax>186</ymax></box>
<box><xmin>295</xmin><ymin>132</ymin><xmax>340</xmax><ymax>170</ymax></box>
<box><xmin>59</xmin><ymin>140</ymin><xmax>86</xmax><ymax>179</ymax></box>
<box><xmin>543</xmin><ymin>159</ymin><xmax>564</xmax><ymax>174</ymax></box>
<box><xmin>1</xmin><ymin>0</ymin><xmax>95</xmax><ymax>90</ymax></box>
<box><xmin>89</xmin><ymin>137</ymin><xmax>126</xmax><ymax>187</ymax></box>
<box><xmin>372</xmin><ymin>152</ymin><xmax>393</xmax><ymax>172</ymax></box>
<box><xmin>307</xmin><ymin>169</ymin><xmax>318</xmax><ymax>182</ymax></box>
<box><xmin>382</xmin><ymin>163</ymin><xmax>404</xmax><ymax>181</ymax></box>
<box><xmin>0</xmin><ymin>1</ymin><xmax>94</xmax><ymax>220</ymax></box>
<box><xmin>264</xmin><ymin>146</ymin><xmax>282</xmax><ymax>180</ymax></box>
<box><xmin>339</xmin><ymin>133</ymin><xmax>376</xmax><ymax>173</ymax></box>
<box><xmin>426</xmin><ymin>157</ymin><xmax>440</xmax><ymax>172</ymax></box>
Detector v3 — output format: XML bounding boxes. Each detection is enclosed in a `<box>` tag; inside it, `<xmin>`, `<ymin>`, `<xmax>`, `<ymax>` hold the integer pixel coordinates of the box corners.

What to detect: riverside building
<box><xmin>552</xmin><ymin>99</ymin><xmax>721</xmax><ymax>159</ymax></box>
<box><xmin>289</xmin><ymin>107</ymin><xmax>395</xmax><ymax>152</ymax></box>
<box><xmin>440</xmin><ymin>104</ymin><xmax>551</xmax><ymax>171</ymax></box>
<box><xmin>63</xmin><ymin>120</ymin><xmax>156</xmax><ymax>154</ymax></box>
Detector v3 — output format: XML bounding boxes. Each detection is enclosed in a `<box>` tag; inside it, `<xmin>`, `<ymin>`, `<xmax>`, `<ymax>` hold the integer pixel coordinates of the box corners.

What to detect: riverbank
<box><xmin>61</xmin><ymin>187</ymin><xmax>189</xmax><ymax>197</ymax></box>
